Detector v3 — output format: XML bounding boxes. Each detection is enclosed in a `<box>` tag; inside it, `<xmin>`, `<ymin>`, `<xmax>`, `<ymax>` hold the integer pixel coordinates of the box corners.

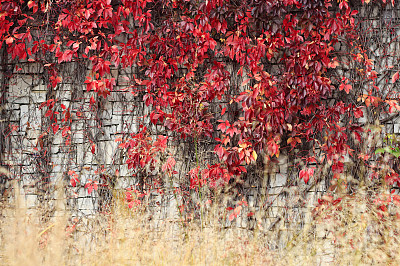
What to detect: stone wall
<box><xmin>0</xmin><ymin>4</ymin><xmax>399</xmax><ymax>247</ymax></box>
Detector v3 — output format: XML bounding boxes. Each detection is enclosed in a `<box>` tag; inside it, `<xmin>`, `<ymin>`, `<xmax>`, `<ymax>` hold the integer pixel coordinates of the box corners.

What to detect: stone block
<box><xmin>111</xmin><ymin>115</ymin><xmax>122</xmax><ymax>125</ymax></box>
<box><xmin>77</xmin><ymin>197</ymin><xmax>96</xmax><ymax>212</ymax></box>
<box><xmin>14</xmin><ymin>97</ymin><xmax>30</xmax><ymax>104</ymax></box>
<box><xmin>9</xmin><ymin>76</ymin><xmax>31</xmax><ymax>98</ymax></box>
<box><xmin>111</xmin><ymin>68</ymin><xmax>119</xmax><ymax>78</ymax></box>
<box><xmin>26</xmin><ymin>129</ymin><xmax>41</xmax><ymax>140</ymax></box>
<box><xmin>394</xmin><ymin>123</ymin><xmax>400</xmax><ymax>134</ymax></box>
<box><xmin>118</xmin><ymin>165</ymin><xmax>130</xmax><ymax>178</ymax></box>
<box><xmin>5</xmin><ymin>103</ymin><xmax>20</xmax><ymax>110</ymax></box>
<box><xmin>83</xmin><ymin>151</ymin><xmax>95</xmax><ymax>165</ymax></box>
<box><xmin>112</xmin><ymin>101</ymin><xmax>126</xmax><ymax>115</ymax></box>
<box><xmin>53</xmin><ymin>135</ymin><xmax>63</xmax><ymax>145</ymax></box>
<box><xmin>122</xmin><ymin>121</ymin><xmax>137</xmax><ymax>133</ymax></box>
<box><xmin>51</xmin><ymin>145</ymin><xmax>60</xmax><ymax>154</ymax></box>
<box><xmin>273</xmin><ymin>173</ymin><xmax>287</xmax><ymax>187</ymax></box>
<box><xmin>30</xmin><ymin>90</ymin><xmax>46</xmax><ymax>103</ymax></box>
<box><xmin>21</xmin><ymin>165</ymin><xmax>36</xmax><ymax>174</ymax></box>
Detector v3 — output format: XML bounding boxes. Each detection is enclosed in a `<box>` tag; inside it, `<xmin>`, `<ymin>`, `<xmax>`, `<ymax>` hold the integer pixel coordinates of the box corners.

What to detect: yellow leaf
<box><xmin>252</xmin><ymin>150</ymin><xmax>258</xmax><ymax>161</ymax></box>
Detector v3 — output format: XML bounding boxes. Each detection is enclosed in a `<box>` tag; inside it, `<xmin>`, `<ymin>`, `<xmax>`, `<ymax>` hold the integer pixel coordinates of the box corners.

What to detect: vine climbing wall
<box><xmin>0</xmin><ymin>2</ymin><xmax>400</xmax><ymax>249</ymax></box>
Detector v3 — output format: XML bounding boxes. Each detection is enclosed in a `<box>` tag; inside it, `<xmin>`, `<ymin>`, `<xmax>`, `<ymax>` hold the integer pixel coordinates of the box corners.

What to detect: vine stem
<box><xmin>169</xmin><ymin>173</ymin><xmax>186</xmax><ymax>230</ymax></box>
<box><xmin>195</xmin><ymin>133</ymin><xmax>203</xmax><ymax>231</ymax></box>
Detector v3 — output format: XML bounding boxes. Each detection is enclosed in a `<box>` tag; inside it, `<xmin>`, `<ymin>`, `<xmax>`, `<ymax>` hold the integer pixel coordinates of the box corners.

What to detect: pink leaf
<box><xmin>392</xmin><ymin>71</ymin><xmax>399</xmax><ymax>83</ymax></box>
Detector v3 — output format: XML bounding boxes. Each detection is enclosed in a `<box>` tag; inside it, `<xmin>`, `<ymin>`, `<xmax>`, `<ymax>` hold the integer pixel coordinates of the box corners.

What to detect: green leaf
<box><xmin>392</xmin><ymin>150</ymin><xmax>400</xmax><ymax>158</ymax></box>
<box><xmin>391</xmin><ymin>147</ymin><xmax>400</xmax><ymax>158</ymax></box>
<box><xmin>377</xmin><ymin>146</ymin><xmax>400</xmax><ymax>158</ymax></box>
<box><xmin>375</xmin><ymin>148</ymin><xmax>386</xmax><ymax>154</ymax></box>
<box><xmin>384</xmin><ymin>146</ymin><xmax>393</xmax><ymax>153</ymax></box>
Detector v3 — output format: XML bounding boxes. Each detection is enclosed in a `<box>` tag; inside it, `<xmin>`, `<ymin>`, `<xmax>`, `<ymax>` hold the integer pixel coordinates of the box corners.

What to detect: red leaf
<box><xmin>228</xmin><ymin>212</ymin><xmax>235</xmax><ymax>222</ymax></box>
<box><xmin>85</xmin><ymin>180</ymin><xmax>94</xmax><ymax>194</ymax></box>
<box><xmin>237</xmin><ymin>66</ymin><xmax>243</xmax><ymax>76</ymax></box>
<box><xmin>267</xmin><ymin>140</ymin><xmax>280</xmax><ymax>157</ymax></box>
<box><xmin>64</xmin><ymin>109</ymin><xmax>70</xmax><ymax>121</ymax></box>
<box><xmin>339</xmin><ymin>83</ymin><xmax>352</xmax><ymax>94</ymax></box>
<box><xmin>45</xmin><ymin>110</ymin><xmax>52</xmax><ymax>117</ymax></box>
<box><xmin>354</xmin><ymin>108</ymin><xmax>363</xmax><ymax>118</ymax></box>
<box><xmin>221</xmin><ymin>107</ymin><xmax>226</xmax><ymax>116</ymax></box>
<box><xmin>52</xmin><ymin>124</ymin><xmax>59</xmax><ymax>134</ymax></box>
<box><xmin>241</xmin><ymin>78</ymin><xmax>250</xmax><ymax>86</ymax></box>
<box><xmin>28</xmin><ymin>0</ymin><xmax>35</xmax><ymax>8</ymax></box>
<box><xmin>299</xmin><ymin>168</ymin><xmax>314</xmax><ymax>184</ymax></box>
<box><xmin>393</xmin><ymin>195</ymin><xmax>400</xmax><ymax>207</ymax></box>
<box><xmin>162</xmin><ymin>157</ymin><xmax>176</xmax><ymax>172</ymax></box>
<box><xmin>228</xmin><ymin>205</ymin><xmax>242</xmax><ymax>221</ymax></box>
<box><xmin>217</xmin><ymin>121</ymin><xmax>227</xmax><ymax>132</ymax></box>
<box><xmin>226</xmin><ymin>127</ymin><xmax>236</xmax><ymax>137</ymax></box>
<box><xmin>332</xmin><ymin>198</ymin><xmax>342</xmax><ymax>205</ymax></box>
<box><xmin>5</xmin><ymin>37</ymin><xmax>14</xmax><ymax>45</ymax></box>
<box><xmin>90</xmin><ymin>96</ymin><xmax>96</xmax><ymax>106</ymax></box>
<box><xmin>70</xmin><ymin>176</ymin><xmax>79</xmax><ymax>187</ymax></box>
<box><xmin>392</xmin><ymin>71</ymin><xmax>399</xmax><ymax>83</ymax></box>
<box><xmin>344</xmin><ymin>84</ymin><xmax>352</xmax><ymax>94</ymax></box>
<box><xmin>91</xmin><ymin>144</ymin><xmax>96</xmax><ymax>154</ymax></box>
<box><xmin>307</xmin><ymin>167</ymin><xmax>315</xmax><ymax>177</ymax></box>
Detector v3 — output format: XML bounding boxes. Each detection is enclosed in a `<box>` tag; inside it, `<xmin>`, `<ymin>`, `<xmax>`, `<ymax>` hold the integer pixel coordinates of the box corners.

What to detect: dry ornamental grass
<box><xmin>0</xmin><ymin>183</ymin><xmax>400</xmax><ymax>265</ymax></box>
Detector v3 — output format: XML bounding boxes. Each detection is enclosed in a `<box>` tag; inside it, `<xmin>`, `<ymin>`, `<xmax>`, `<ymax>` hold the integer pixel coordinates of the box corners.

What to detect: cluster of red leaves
<box><xmin>3</xmin><ymin>0</ymin><xmax>400</xmax><ymax>217</ymax></box>
<box><xmin>117</xmin><ymin>126</ymin><xmax>168</xmax><ymax>170</ymax></box>
<box><xmin>188</xmin><ymin>164</ymin><xmax>231</xmax><ymax>190</ymax></box>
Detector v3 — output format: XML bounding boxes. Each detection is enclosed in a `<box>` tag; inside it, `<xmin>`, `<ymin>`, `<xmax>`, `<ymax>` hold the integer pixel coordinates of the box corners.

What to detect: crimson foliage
<box><xmin>1</xmin><ymin>0</ymin><xmax>399</xmax><ymax>217</ymax></box>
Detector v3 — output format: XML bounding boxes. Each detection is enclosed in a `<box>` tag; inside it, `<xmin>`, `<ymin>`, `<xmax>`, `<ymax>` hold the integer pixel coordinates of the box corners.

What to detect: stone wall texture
<box><xmin>0</xmin><ymin>4</ymin><xmax>399</xmax><ymax>252</ymax></box>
